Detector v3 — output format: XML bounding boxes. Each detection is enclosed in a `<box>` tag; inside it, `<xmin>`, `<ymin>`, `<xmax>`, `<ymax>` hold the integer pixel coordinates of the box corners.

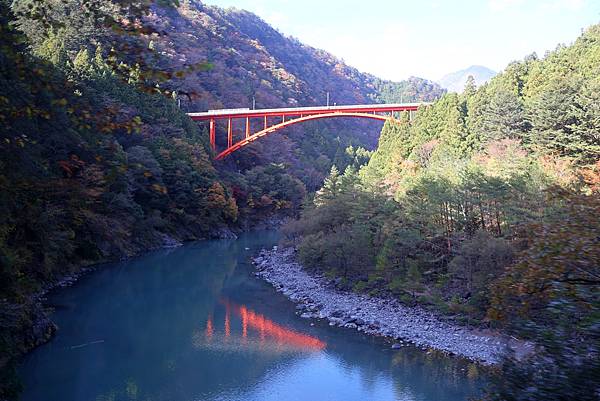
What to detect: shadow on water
<box><xmin>19</xmin><ymin>230</ymin><xmax>485</xmax><ymax>401</ymax></box>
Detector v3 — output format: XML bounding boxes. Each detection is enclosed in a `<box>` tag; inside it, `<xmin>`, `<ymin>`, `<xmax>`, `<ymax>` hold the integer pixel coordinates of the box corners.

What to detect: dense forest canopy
<box><xmin>0</xmin><ymin>0</ymin><xmax>445</xmax><ymax>397</ymax></box>
<box><xmin>140</xmin><ymin>0</ymin><xmax>445</xmax><ymax>189</ymax></box>
<box><xmin>1</xmin><ymin>0</ymin><xmax>599</xmax><ymax>399</ymax></box>
<box><xmin>284</xmin><ymin>24</ymin><xmax>600</xmax><ymax>401</ymax></box>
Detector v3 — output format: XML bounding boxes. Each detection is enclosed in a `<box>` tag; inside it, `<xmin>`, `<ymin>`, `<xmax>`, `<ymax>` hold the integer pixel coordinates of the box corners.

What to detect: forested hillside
<box><xmin>0</xmin><ymin>1</ymin><xmax>234</xmax><ymax>394</ymax></box>
<box><xmin>148</xmin><ymin>1</ymin><xmax>444</xmax><ymax>109</ymax></box>
<box><xmin>285</xmin><ymin>25</ymin><xmax>600</xmax><ymax>400</ymax></box>
<box><xmin>0</xmin><ymin>0</ymin><xmax>445</xmax><ymax>396</ymax></box>
<box><xmin>144</xmin><ymin>1</ymin><xmax>445</xmax><ymax>192</ymax></box>
<box><xmin>7</xmin><ymin>0</ymin><xmax>599</xmax><ymax>399</ymax></box>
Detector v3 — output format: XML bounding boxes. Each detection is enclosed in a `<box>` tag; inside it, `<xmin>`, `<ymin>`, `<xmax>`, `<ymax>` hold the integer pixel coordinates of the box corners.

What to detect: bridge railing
<box><xmin>187</xmin><ymin>102</ymin><xmax>429</xmax><ymax>159</ymax></box>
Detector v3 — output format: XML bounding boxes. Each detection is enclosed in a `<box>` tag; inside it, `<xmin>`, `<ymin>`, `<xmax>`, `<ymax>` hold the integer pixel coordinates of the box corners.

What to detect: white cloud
<box><xmin>489</xmin><ymin>0</ymin><xmax>587</xmax><ymax>12</ymax></box>
<box><xmin>541</xmin><ymin>0</ymin><xmax>587</xmax><ymax>11</ymax></box>
<box><xmin>204</xmin><ymin>0</ymin><xmax>596</xmax><ymax>82</ymax></box>
<box><xmin>297</xmin><ymin>23</ymin><xmax>490</xmax><ymax>81</ymax></box>
<box><xmin>488</xmin><ymin>0</ymin><xmax>524</xmax><ymax>11</ymax></box>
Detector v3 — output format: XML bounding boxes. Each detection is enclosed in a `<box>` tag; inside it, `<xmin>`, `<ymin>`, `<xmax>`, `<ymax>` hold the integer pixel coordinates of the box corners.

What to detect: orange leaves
<box><xmin>205</xmin><ymin>182</ymin><xmax>238</xmax><ymax>222</ymax></box>
<box><xmin>57</xmin><ymin>160</ymin><xmax>72</xmax><ymax>176</ymax></box>
<box><xmin>489</xmin><ymin>189</ymin><xmax>600</xmax><ymax>325</ymax></box>
<box><xmin>579</xmin><ymin>161</ymin><xmax>600</xmax><ymax>191</ymax></box>
<box><xmin>151</xmin><ymin>183</ymin><xmax>168</xmax><ymax>194</ymax></box>
<box><xmin>57</xmin><ymin>155</ymin><xmax>85</xmax><ymax>178</ymax></box>
<box><xmin>206</xmin><ymin>182</ymin><xmax>227</xmax><ymax>204</ymax></box>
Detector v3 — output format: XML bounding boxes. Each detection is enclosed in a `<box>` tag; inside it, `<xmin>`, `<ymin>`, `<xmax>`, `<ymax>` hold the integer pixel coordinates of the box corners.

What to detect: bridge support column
<box><xmin>209</xmin><ymin>118</ymin><xmax>216</xmax><ymax>152</ymax></box>
<box><xmin>190</xmin><ymin>103</ymin><xmax>428</xmax><ymax>159</ymax></box>
<box><xmin>227</xmin><ymin>118</ymin><xmax>232</xmax><ymax>148</ymax></box>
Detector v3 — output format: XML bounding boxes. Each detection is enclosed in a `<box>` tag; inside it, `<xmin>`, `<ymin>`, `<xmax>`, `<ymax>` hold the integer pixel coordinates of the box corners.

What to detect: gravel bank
<box><xmin>253</xmin><ymin>247</ymin><xmax>510</xmax><ymax>365</ymax></box>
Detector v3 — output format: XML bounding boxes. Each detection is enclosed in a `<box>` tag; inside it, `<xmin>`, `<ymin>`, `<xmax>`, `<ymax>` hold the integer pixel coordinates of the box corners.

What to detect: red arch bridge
<box><xmin>188</xmin><ymin>103</ymin><xmax>428</xmax><ymax>160</ymax></box>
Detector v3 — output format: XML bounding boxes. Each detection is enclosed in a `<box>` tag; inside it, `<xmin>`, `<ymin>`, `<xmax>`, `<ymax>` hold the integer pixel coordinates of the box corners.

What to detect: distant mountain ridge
<box><xmin>438</xmin><ymin>65</ymin><xmax>496</xmax><ymax>93</ymax></box>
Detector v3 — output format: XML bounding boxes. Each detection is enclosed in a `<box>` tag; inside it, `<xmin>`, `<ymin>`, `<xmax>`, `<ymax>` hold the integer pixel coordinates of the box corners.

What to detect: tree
<box><xmin>478</xmin><ymin>88</ymin><xmax>529</xmax><ymax>142</ymax></box>
<box><xmin>485</xmin><ymin>191</ymin><xmax>600</xmax><ymax>401</ymax></box>
<box><xmin>314</xmin><ymin>165</ymin><xmax>342</xmax><ymax>206</ymax></box>
<box><xmin>568</xmin><ymin>77</ymin><xmax>600</xmax><ymax>164</ymax></box>
<box><xmin>463</xmin><ymin>75</ymin><xmax>477</xmax><ymax>96</ymax></box>
<box><xmin>448</xmin><ymin>231</ymin><xmax>514</xmax><ymax>309</ymax></box>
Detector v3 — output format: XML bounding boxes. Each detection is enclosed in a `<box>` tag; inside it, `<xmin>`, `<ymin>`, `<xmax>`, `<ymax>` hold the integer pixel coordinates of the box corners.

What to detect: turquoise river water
<box><xmin>19</xmin><ymin>230</ymin><xmax>485</xmax><ymax>401</ymax></box>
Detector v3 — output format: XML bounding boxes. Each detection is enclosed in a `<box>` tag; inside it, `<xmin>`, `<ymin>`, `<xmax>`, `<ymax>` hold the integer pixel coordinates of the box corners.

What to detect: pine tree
<box><xmin>314</xmin><ymin>165</ymin><xmax>341</xmax><ymax>206</ymax></box>
<box><xmin>463</xmin><ymin>75</ymin><xmax>477</xmax><ymax>96</ymax></box>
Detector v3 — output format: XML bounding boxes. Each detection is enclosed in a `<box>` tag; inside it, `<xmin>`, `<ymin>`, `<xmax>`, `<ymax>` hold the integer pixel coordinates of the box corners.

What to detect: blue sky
<box><xmin>203</xmin><ymin>0</ymin><xmax>600</xmax><ymax>81</ymax></box>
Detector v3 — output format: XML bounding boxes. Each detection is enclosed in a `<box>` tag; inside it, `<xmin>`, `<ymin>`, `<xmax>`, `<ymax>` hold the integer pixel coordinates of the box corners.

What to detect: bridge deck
<box><xmin>188</xmin><ymin>102</ymin><xmax>426</xmax><ymax>120</ymax></box>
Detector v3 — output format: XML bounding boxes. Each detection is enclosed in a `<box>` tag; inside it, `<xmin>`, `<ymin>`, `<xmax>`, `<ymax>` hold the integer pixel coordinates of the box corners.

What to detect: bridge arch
<box><xmin>214</xmin><ymin>112</ymin><xmax>391</xmax><ymax>160</ymax></box>
<box><xmin>188</xmin><ymin>103</ymin><xmax>427</xmax><ymax>159</ymax></box>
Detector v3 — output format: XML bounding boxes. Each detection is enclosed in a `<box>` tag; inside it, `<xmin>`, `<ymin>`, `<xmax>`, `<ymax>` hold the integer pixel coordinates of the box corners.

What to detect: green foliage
<box><xmin>2</xmin><ymin>0</ymin><xmax>599</xmax><ymax>397</ymax></box>
<box><xmin>12</xmin><ymin>0</ymin><xmax>209</xmax><ymax>96</ymax></box>
<box><xmin>286</xmin><ymin>23</ymin><xmax>600</xmax><ymax>401</ymax></box>
<box><xmin>373</xmin><ymin>76</ymin><xmax>446</xmax><ymax>103</ymax></box>
<box><xmin>483</xmin><ymin>330</ymin><xmax>600</xmax><ymax>401</ymax></box>
<box><xmin>238</xmin><ymin>163</ymin><xmax>306</xmax><ymax>218</ymax></box>
<box><xmin>287</xmin><ymin>22</ymin><xmax>599</xmax><ymax>325</ymax></box>
<box><xmin>0</xmin><ymin>3</ymin><xmax>235</xmax><ymax>397</ymax></box>
<box><xmin>109</xmin><ymin>1</ymin><xmax>444</xmax><ymax>193</ymax></box>
<box><xmin>489</xmin><ymin>189</ymin><xmax>600</xmax><ymax>331</ymax></box>
<box><xmin>485</xmin><ymin>189</ymin><xmax>600</xmax><ymax>401</ymax></box>
<box><xmin>448</xmin><ymin>231</ymin><xmax>514</xmax><ymax>313</ymax></box>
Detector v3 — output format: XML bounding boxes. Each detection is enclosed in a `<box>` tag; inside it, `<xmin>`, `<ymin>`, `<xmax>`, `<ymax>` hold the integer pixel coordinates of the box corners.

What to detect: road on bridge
<box><xmin>188</xmin><ymin>103</ymin><xmax>428</xmax><ymax>160</ymax></box>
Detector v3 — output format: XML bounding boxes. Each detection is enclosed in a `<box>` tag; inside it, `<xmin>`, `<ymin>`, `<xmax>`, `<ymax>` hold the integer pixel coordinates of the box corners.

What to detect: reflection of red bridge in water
<box><xmin>204</xmin><ymin>300</ymin><xmax>326</xmax><ymax>351</ymax></box>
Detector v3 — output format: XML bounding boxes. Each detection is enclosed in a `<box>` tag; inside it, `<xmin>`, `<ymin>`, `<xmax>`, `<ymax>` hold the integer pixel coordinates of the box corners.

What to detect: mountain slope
<box><xmin>150</xmin><ymin>1</ymin><xmax>445</xmax><ymax>111</ymax></box>
<box><xmin>0</xmin><ymin>4</ymin><xmax>446</xmax><ymax>394</ymax></box>
<box><xmin>288</xmin><ymin>23</ymin><xmax>600</xmax><ymax>401</ymax></box>
<box><xmin>148</xmin><ymin>1</ymin><xmax>444</xmax><ymax>152</ymax></box>
<box><xmin>144</xmin><ymin>0</ymin><xmax>446</xmax><ymax>188</ymax></box>
<box><xmin>438</xmin><ymin>65</ymin><xmax>496</xmax><ymax>93</ymax></box>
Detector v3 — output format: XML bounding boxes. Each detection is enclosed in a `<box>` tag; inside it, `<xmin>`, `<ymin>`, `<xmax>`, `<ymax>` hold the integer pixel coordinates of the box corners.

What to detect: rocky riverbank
<box><xmin>253</xmin><ymin>247</ymin><xmax>517</xmax><ymax>365</ymax></box>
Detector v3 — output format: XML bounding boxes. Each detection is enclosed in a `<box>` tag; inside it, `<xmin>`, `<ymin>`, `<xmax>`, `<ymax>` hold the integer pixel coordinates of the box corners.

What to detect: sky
<box><xmin>202</xmin><ymin>0</ymin><xmax>600</xmax><ymax>82</ymax></box>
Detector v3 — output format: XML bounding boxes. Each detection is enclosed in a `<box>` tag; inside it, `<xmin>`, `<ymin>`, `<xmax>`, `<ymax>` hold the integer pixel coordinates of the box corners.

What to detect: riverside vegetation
<box><xmin>0</xmin><ymin>0</ymin><xmax>599</xmax><ymax>399</ymax></box>
<box><xmin>0</xmin><ymin>0</ymin><xmax>443</xmax><ymax>398</ymax></box>
<box><xmin>254</xmin><ymin>247</ymin><xmax>508</xmax><ymax>365</ymax></box>
<box><xmin>283</xmin><ymin>25</ymin><xmax>600</xmax><ymax>401</ymax></box>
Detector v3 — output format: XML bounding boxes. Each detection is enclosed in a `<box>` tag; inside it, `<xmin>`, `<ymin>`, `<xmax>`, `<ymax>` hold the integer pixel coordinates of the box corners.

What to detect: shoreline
<box><xmin>253</xmin><ymin>247</ymin><xmax>519</xmax><ymax>365</ymax></box>
<box><xmin>4</xmin><ymin>218</ymin><xmax>286</xmax><ymax>376</ymax></box>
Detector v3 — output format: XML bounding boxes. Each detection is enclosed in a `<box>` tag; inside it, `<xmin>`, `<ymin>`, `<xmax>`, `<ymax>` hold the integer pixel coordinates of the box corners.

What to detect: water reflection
<box><xmin>19</xmin><ymin>230</ymin><xmax>484</xmax><ymax>401</ymax></box>
<box><xmin>194</xmin><ymin>300</ymin><xmax>326</xmax><ymax>353</ymax></box>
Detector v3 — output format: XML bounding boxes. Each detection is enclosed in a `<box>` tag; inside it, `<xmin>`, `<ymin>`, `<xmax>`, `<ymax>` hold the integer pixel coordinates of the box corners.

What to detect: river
<box><xmin>19</xmin><ymin>230</ymin><xmax>485</xmax><ymax>401</ymax></box>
